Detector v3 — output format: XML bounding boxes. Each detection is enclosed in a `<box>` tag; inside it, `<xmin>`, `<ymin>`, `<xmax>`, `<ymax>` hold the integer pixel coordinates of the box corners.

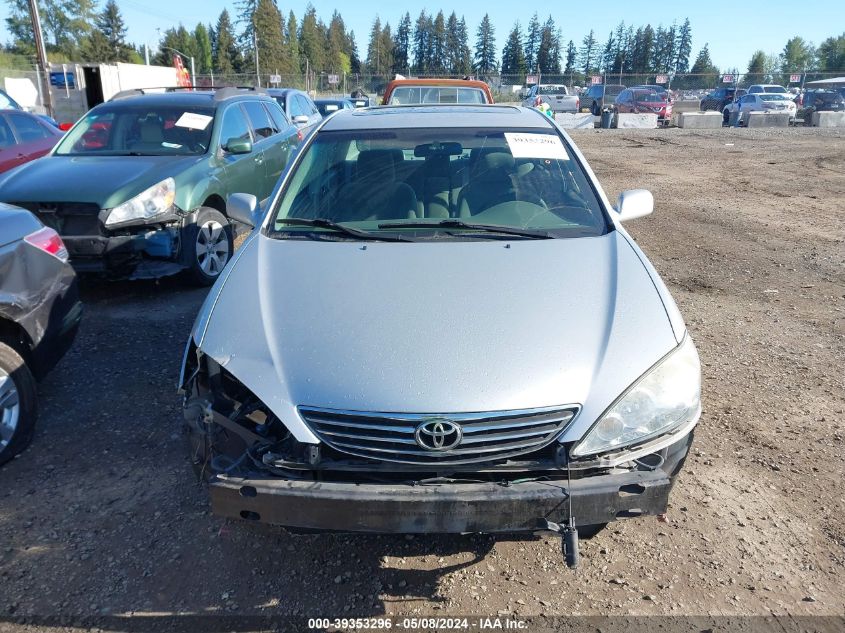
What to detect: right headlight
<box><xmin>571</xmin><ymin>335</ymin><xmax>701</xmax><ymax>458</ymax></box>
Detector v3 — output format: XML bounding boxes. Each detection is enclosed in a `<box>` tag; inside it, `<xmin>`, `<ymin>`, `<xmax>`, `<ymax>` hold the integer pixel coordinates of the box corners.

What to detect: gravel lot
<box><xmin>0</xmin><ymin>127</ymin><xmax>843</xmax><ymax>629</ymax></box>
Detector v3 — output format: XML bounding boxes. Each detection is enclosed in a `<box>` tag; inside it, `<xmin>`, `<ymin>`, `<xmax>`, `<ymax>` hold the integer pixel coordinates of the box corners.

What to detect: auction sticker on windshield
<box><xmin>175</xmin><ymin>112</ymin><xmax>213</xmax><ymax>130</ymax></box>
<box><xmin>505</xmin><ymin>133</ymin><xmax>568</xmax><ymax>160</ymax></box>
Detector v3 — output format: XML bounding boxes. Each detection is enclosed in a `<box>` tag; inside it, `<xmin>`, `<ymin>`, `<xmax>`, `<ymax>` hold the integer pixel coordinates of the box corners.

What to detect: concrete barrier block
<box><xmin>812</xmin><ymin>111</ymin><xmax>845</xmax><ymax>127</ymax></box>
<box><xmin>615</xmin><ymin>113</ymin><xmax>658</xmax><ymax>129</ymax></box>
<box><xmin>554</xmin><ymin>113</ymin><xmax>595</xmax><ymax>129</ymax></box>
<box><xmin>678</xmin><ymin>111</ymin><xmax>722</xmax><ymax>129</ymax></box>
<box><xmin>745</xmin><ymin>112</ymin><xmax>790</xmax><ymax>128</ymax></box>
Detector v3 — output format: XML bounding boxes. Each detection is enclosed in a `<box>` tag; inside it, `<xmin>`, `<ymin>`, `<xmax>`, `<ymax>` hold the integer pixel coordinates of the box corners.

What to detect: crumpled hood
<box><xmin>0</xmin><ymin>155</ymin><xmax>200</xmax><ymax>209</ymax></box>
<box><xmin>197</xmin><ymin>232</ymin><xmax>681</xmax><ymax>443</ymax></box>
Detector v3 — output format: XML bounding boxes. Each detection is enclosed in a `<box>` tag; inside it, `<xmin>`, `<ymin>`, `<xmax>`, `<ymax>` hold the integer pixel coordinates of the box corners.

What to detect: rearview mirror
<box><xmin>225</xmin><ymin>138</ymin><xmax>252</xmax><ymax>154</ymax></box>
<box><xmin>227</xmin><ymin>193</ymin><xmax>260</xmax><ymax>228</ymax></box>
<box><xmin>615</xmin><ymin>189</ymin><xmax>653</xmax><ymax>222</ymax></box>
<box><xmin>293</xmin><ymin>115</ymin><xmax>310</xmax><ymax>125</ymax></box>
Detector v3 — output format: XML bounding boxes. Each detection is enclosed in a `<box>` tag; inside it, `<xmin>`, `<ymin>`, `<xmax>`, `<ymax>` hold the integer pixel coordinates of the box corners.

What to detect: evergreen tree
<box><xmin>564</xmin><ymin>40</ymin><xmax>577</xmax><ymax>75</ymax></box>
<box><xmin>780</xmin><ymin>36</ymin><xmax>815</xmax><ymax>72</ymax></box>
<box><xmin>299</xmin><ymin>4</ymin><xmax>325</xmax><ymax>72</ymax></box>
<box><xmin>287</xmin><ymin>11</ymin><xmax>300</xmax><ymax>76</ymax></box>
<box><xmin>412</xmin><ymin>10</ymin><xmax>431</xmax><ymax>73</ymax></box>
<box><xmin>600</xmin><ymin>32</ymin><xmax>615</xmax><ymax>73</ymax></box>
<box><xmin>579</xmin><ymin>30</ymin><xmax>597</xmax><ymax>75</ymax></box>
<box><xmin>366</xmin><ymin>17</ymin><xmax>383</xmax><ymax>74</ymax></box>
<box><xmin>252</xmin><ymin>0</ymin><xmax>287</xmax><ymax>75</ymax></box>
<box><xmin>690</xmin><ymin>44</ymin><xmax>718</xmax><ymax>76</ymax></box>
<box><xmin>97</xmin><ymin>0</ymin><xmax>133</xmax><ymax>61</ymax></box>
<box><xmin>327</xmin><ymin>11</ymin><xmax>350</xmax><ymax>74</ymax></box>
<box><xmin>456</xmin><ymin>17</ymin><xmax>472</xmax><ymax>75</ymax></box>
<box><xmin>194</xmin><ymin>24</ymin><xmax>213</xmax><ymax>74</ymax></box>
<box><xmin>473</xmin><ymin>13</ymin><xmax>497</xmax><ymax>75</ymax></box>
<box><xmin>430</xmin><ymin>11</ymin><xmax>447</xmax><ymax>74</ymax></box>
<box><xmin>674</xmin><ymin>18</ymin><xmax>692</xmax><ymax>73</ymax></box>
<box><xmin>347</xmin><ymin>29</ymin><xmax>361</xmax><ymax>74</ymax></box>
<box><xmin>500</xmin><ymin>21</ymin><xmax>526</xmax><ymax>78</ymax></box>
<box><xmin>536</xmin><ymin>16</ymin><xmax>560</xmax><ymax>74</ymax></box>
<box><xmin>213</xmin><ymin>9</ymin><xmax>241</xmax><ymax>75</ymax></box>
<box><xmin>394</xmin><ymin>12</ymin><xmax>411</xmax><ymax>74</ymax></box>
<box><xmin>524</xmin><ymin>13</ymin><xmax>540</xmax><ymax>73</ymax></box>
<box><xmin>747</xmin><ymin>50</ymin><xmax>766</xmax><ymax>75</ymax></box>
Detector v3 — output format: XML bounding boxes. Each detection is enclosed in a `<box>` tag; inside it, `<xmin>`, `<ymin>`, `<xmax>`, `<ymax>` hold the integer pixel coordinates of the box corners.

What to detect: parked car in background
<box><xmin>614</xmin><ymin>89</ymin><xmax>673</xmax><ymax>122</ymax></box>
<box><xmin>382</xmin><ymin>78</ymin><xmax>494</xmax><ymax>105</ymax></box>
<box><xmin>266</xmin><ymin>88</ymin><xmax>322</xmax><ymax>138</ymax></box>
<box><xmin>0</xmin><ymin>204</ymin><xmax>82</xmax><ymax>465</ymax></box>
<box><xmin>583</xmin><ymin>84</ymin><xmax>625</xmax><ymax>115</ymax></box>
<box><xmin>521</xmin><ymin>84</ymin><xmax>580</xmax><ymax>113</ymax></box>
<box><xmin>0</xmin><ymin>110</ymin><xmax>64</xmax><ymax>174</ymax></box>
<box><xmin>798</xmin><ymin>90</ymin><xmax>845</xmax><ymax>124</ymax></box>
<box><xmin>723</xmin><ymin>93</ymin><xmax>797</xmax><ymax>124</ymax></box>
<box><xmin>699</xmin><ymin>87</ymin><xmax>746</xmax><ymax>112</ymax></box>
<box><xmin>314</xmin><ymin>98</ymin><xmax>355</xmax><ymax>117</ymax></box>
<box><xmin>181</xmin><ymin>105</ymin><xmax>701</xmax><ymax>565</ymax></box>
<box><xmin>628</xmin><ymin>85</ymin><xmax>673</xmax><ymax>102</ymax></box>
<box><xmin>747</xmin><ymin>84</ymin><xmax>790</xmax><ymax>97</ymax></box>
<box><xmin>0</xmin><ymin>88</ymin><xmax>62</xmax><ymax>129</ymax></box>
<box><xmin>0</xmin><ymin>88</ymin><xmax>299</xmax><ymax>284</ymax></box>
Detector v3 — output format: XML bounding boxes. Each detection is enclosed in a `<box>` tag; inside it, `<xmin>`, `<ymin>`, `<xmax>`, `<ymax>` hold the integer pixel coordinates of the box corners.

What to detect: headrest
<box><xmin>357</xmin><ymin>149</ymin><xmax>400</xmax><ymax>182</ymax></box>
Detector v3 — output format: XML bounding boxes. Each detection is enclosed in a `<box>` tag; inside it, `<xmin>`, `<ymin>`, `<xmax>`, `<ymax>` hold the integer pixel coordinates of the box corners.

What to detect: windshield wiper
<box><xmin>275</xmin><ymin>218</ymin><xmax>414</xmax><ymax>242</ymax></box>
<box><xmin>378</xmin><ymin>219</ymin><xmax>555</xmax><ymax>239</ymax></box>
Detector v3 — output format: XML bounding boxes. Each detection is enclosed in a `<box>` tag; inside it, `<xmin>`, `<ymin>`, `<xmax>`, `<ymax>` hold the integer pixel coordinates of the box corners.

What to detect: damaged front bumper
<box><xmin>65</xmin><ymin>225</ymin><xmax>184</xmax><ymax>279</ymax></box>
<box><xmin>208</xmin><ymin>435</ymin><xmax>690</xmax><ymax>533</ymax></box>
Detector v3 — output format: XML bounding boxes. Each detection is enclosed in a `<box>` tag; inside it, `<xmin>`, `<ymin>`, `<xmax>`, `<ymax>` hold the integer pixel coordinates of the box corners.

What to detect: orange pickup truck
<box><xmin>381</xmin><ymin>78</ymin><xmax>494</xmax><ymax>105</ymax></box>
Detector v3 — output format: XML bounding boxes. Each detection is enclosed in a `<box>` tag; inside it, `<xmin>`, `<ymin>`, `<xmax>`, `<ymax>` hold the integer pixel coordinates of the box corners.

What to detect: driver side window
<box><xmin>219</xmin><ymin>105</ymin><xmax>251</xmax><ymax>149</ymax></box>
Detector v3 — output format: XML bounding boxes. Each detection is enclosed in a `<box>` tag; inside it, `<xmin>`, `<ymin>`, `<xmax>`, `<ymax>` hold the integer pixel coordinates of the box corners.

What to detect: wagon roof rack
<box><xmin>109</xmin><ymin>86</ymin><xmax>268</xmax><ymax>102</ymax></box>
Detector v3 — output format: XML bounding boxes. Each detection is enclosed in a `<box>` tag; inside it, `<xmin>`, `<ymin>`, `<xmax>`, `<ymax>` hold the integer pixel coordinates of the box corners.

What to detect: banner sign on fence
<box><xmin>722</xmin><ymin>74</ymin><xmax>735</xmax><ymax>83</ymax></box>
<box><xmin>655</xmin><ymin>74</ymin><xmax>668</xmax><ymax>84</ymax></box>
<box><xmin>526</xmin><ymin>75</ymin><xmax>538</xmax><ymax>85</ymax></box>
<box><xmin>327</xmin><ymin>74</ymin><xmax>340</xmax><ymax>85</ymax></box>
<box><xmin>591</xmin><ymin>75</ymin><xmax>602</xmax><ymax>85</ymax></box>
<box><xmin>269</xmin><ymin>74</ymin><xmax>281</xmax><ymax>84</ymax></box>
<box><xmin>789</xmin><ymin>74</ymin><xmax>801</xmax><ymax>83</ymax></box>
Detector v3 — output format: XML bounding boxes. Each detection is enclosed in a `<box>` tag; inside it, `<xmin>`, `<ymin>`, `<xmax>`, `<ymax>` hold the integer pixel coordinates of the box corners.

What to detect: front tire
<box><xmin>185</xmin><ymin>207</ymin><xmax>233</xmax><ymax>286</ymax></box>
<box><xmin>723</xmin><ymin>108</ymin><xmax>731</xmax><ymax>125</ymax></box>
<box><xmin>0</xmin><ymin>341</ymin><xmax>37</xmax><ymax>466</ymax></box>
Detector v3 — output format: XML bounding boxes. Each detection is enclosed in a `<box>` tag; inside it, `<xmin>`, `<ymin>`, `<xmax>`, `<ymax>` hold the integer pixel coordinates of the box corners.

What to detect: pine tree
<box><xmin>394</xmin><ymin>12</ymin><xmax>411</xmax><ymax>75</ymax></box>
<box><xmin>473</xmin><ymin>14</ymin><xmax>496</xmax><ymax>75</ymax></box>
<box><xmin>815</xmin><ymin>33</ymin><xmax>845</xmax><ymax>72</ymax></box>
<box><xmin>412</xmin><ymin>10</ymin><xmax>430</xmax><ymax>73</ymax></box>
<box><xmin>524</xmin><ymin>13</ymin><xmax>540</xmax><ymax>73</ymax></box>
<box><xmin>287</xmin><ymin>11</ymin><xmax>300</xmax><ymax>76</ymax></box>
<box><xmin>579</xmin><ymin>30</ymin><xmax>597</xmax><ymax>75</ymax></box>
<box><xmin>747</xmin><ymin>50</ymin><xmax>766</xmax><ymax>75</ymax></box>
<box><xmin>600</xmin><ymin>32</ymin><xmax>615</xmax><ymax>74</ymax></box>
<box><xmin>431</xmin><ymin>11</ymin><xmax>447</xmax><ymax>74</ymax></box>
<box><xmin>252</xmin><ymin>0</ymin><xmax>286</xmax><ymax>76</ymax></box>
<box><xmin>674</xmin><ymin>18</ymin><xmax>692</xmax><ymax>73</ymax></box>
<box><xmin>500</xmin><ymin>21</ymin><xmax>526</xmax><ymax>78</ymax></box>
<box><xmin>97</xmin><ymin>0</ymin><xmax>133</xmax><ymax>61</ymax></box>
<box><xmin>536</xmin><ymin>16</ymin><xmax>560</xmax><ymax>74</ymax></box>
<box><xmin>327</xmin><ymin>11</ymin><xmax>350</xmax><ymax>74</ymax></box>
<box><xmin>299</xmin><ymin>4</ymin><xmax>325</xmax><ymax>72</ymax></box>
<box><xmin>780</xmin><ymin>36</ymin><xmax>814</xmax><ymax>73</ymax></box>
<box><xmin>366</xmin><ymin>17</ymin><xmax>383</xmax><ymax>74</ymax></box>
<box><xmin>690</xmin><ymin>44</ymin><xmax>718</xmax><ymax>76</ymax></box>
<box><xmin>457</xmin><ymin>17</ymin><xmax>472</xmax><ymax>75</ymax></box>
<box><xmin>213</xmin><ymin>9</ymin><xmax>241</xmax><ymax>75</ymax></box>
<box><xmin>564</xmin><ymin>40</ymin><xmax>576</xmax><ymax>75</ymax></box>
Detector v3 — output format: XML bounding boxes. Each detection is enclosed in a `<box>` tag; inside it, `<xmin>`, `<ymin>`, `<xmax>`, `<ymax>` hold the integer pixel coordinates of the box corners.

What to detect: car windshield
<box><xmin>813</xmin><ymin>91</ymin><xmax>843</xmax><ymax>104</ymax></box>
<box><xmin>634</xmin><ymin>92</ymin><xmax>663</xmax><ymax>102</ymax></box>
<box><xmin>388</xmin><ymin>86</ymin><xmax>487</xmax><ymax>105</ymax></box>
<box><xmin>54</xmin><ymin>104</ymin><xmax>215</xmax><ymax>156</ymax></box>
<box><xmin>763</xmin><ymin>86</ymin><xmax>788</xmax><ymax>93</ymax></box>
<box><xmin>269</xmin><ymin>126</ymin><xmax>609</xmax><ymax>240</ymax></box>
<box><xmin>760</xmin><ymin>94</ymin><xmax>790</xmax><ymax>101</ymax></box>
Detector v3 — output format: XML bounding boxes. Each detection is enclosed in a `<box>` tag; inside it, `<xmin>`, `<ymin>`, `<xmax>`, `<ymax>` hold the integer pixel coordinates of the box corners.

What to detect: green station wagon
<box><xmin>0</xmin><ymin>88</ymin><xmax>300</xmax><ymax>284</ymax></box>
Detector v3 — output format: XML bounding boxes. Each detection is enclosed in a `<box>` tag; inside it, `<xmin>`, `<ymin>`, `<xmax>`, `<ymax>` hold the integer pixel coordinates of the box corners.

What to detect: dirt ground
<box><xmin>0</xmin><ymin>127</ymin><xmax>843</xmax><ymax>631</ymax></box>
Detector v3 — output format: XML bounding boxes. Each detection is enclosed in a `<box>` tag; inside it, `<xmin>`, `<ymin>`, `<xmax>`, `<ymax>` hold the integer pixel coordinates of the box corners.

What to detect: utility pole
<box><xmin>254</xmin><ymin>30</ymin><xmax>260</xmax><ymax>87</ymax></box>
<box><xmin>27</xmin><ymin>0</ymin><xmax>52</xmax><ymax>117</ymax></box>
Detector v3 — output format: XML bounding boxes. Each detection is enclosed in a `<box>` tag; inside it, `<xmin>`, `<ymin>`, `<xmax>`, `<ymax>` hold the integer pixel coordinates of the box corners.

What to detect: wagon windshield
<box><xmin>269</xmin><ymin>126</ymin><xmax>610</xmax><ymax>240</ymax></box>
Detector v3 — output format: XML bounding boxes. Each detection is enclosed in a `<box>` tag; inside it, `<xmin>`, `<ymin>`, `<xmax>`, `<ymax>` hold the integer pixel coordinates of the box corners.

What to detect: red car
<box><xmin>0</xmin><ymin>110</ymin><xmax>63</xmax><ymax>174</ymax></box>
<box><xmin>614</xmin><ymin>89</ymin><xmax>673</xmax><ymax>121</ymax></box>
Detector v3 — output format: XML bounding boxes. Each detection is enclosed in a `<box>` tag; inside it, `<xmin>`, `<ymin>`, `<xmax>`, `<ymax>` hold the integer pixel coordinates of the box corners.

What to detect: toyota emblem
<box><xmin>414</xmin><ymin>418</ymin><xmax>463</xmax><ymax>451</ymax></box>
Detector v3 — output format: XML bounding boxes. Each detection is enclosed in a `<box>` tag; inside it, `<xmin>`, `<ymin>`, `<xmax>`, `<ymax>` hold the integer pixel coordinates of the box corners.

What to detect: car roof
<box><xmin>385</xmin><ymin>78</ymin><xmax>490</xmax><ymax>89</ymax></box>
<box><xmin>266</xmin><ymin>88</ymin><xmax>306</xmax><ymax>97</ymax></box>
<box><xmin>104</xmin><ymin>90</ymin><xmax>274</xmax><ymax>109</ymax></box>
<box><xmin>320</xmin><ymin>105</ymin><xmax>552</xmax><ymax>131</ymax></box>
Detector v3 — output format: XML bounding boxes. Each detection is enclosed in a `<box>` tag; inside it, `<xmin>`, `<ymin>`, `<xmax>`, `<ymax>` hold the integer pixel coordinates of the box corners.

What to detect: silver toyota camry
<box><xmin>180</xmin><ymin>105</ymin><xmax>700</xmax><ymax>565</ymax></box>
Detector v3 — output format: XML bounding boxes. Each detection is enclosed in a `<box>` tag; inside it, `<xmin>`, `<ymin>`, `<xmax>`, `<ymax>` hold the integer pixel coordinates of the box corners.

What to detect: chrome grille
<box><xmin>299</xmin><ymin>405</ymin><xmax>579</xmax><ymax>466</ymax></box>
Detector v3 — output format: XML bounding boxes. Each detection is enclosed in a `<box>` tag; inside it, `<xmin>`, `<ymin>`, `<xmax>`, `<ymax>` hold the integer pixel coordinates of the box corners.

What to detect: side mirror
<box><xmin>615</xmin><ymin>189</ymin><xmax>653</xmax><ymax>222</ymax></box>
<box><xmin>225</xmin><ymin>138</ymin><xmax>252</xmax><ymax>154</ymax></box>
<box><xmin>293</xmin><ymin>115</ymin><xmax>310</xmax><ymax>125</ymax></box>
<box><xmin>227</xmin><ymin>193</ymin><xmax>261</xmax><ymax>228</ymax></box>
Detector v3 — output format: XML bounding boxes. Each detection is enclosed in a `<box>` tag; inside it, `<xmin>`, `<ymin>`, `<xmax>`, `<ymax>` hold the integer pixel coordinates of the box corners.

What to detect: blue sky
<box><xmin>2</xmin><ymin>0</ymin><xmax>843</xmax><ymax>70</ymax></box>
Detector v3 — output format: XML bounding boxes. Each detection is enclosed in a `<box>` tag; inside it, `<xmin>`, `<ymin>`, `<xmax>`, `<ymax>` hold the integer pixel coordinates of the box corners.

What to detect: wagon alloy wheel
<box><xmin>0</xmin><ymin>341</ymin><xmax>37</xmax><ymax>466</ymax></box>
<box><xmin>186</xmin><ymin>207</ymin><xmax>234</xmax><ymax>286</ymax></box>
<box><xmin>195</xmin><ymin>221</ymin><xmax>230</xmax><ymax>277</ymax></box>
<box><xmin>0</xmin><ymin>371</ymin><xmax>20</xmax><ymax>450</ymax></box>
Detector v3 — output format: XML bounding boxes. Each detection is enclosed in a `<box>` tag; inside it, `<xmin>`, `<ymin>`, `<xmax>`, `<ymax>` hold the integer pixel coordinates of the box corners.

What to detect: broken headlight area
<box><xmin>181</xmin><ymin>351</ymin><xmax>683</xmax><ymax>486</ymax></box>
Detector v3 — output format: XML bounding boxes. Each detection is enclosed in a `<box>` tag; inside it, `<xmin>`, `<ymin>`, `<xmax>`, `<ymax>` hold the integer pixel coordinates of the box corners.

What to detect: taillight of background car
<box><xmin>24</xmin><ymin>226</ymin><xmax>69</xmax><ymax>262</ymax></box>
